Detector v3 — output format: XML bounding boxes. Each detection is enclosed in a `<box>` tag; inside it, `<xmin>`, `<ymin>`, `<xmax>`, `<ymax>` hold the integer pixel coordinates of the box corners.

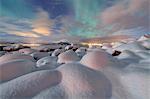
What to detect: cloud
<box><xmin>32</xmin><ymin>9</ymin><xmax>55</xmax><ymax>36</ymax></box>
<box><xmin>100</xmin><ymin>0</ymin><xmax>149</xmax><ymax>32</ymax></box>
<box><xmin>58</xmin><ymin>0</ymin><xmax>149</xmax><ymax>37</ymax></box>
<box><xmin>0</xmin><ymin>9</ymin><xmax>56</xmax><ymax>38</ymax></box>
<box><xmin>0</xmin><ymin>17</ymin><xmax>39</xmax><ymax>37</ymax></box>
<box><xmin>0</xmin><ymin>0</ymin><xmax>149</xmax><ymax>41</ymax></box>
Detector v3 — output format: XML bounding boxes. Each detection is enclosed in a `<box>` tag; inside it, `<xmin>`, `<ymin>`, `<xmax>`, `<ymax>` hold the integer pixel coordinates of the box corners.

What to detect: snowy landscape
<box><xmin>0</xmin><ymin>0</ymin><xmax>150</xmax><ymax>99</ymax></box>
<box><xmin>0</xmin><ymin>34</ymin><xmax>150</xmax><ymax>99</ymax></box>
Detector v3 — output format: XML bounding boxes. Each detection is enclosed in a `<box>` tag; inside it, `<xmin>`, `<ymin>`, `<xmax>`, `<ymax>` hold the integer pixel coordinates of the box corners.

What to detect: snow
<box><xmin>0</xmin><ymin>59</ymin><xmax>35</xmax><ymax>83</ymax></box>
<box><xmin>36</xmin><ymin>56</ymin><xmax>59</xmax><ymax>69</ymax></box>
<box><xmin>33</xmin><ymin>63</ymin><xmax>112</xmax><ymax>99</ymax></box>
<box><xmin>80</xmin><ymin>50</ymin><xmax>121</xmax><ymax>70</ymax></box>
<box><xmin>51</xmin><ymin>49</ymin><xmax>65</xmax><ymax>57</ymax></box>
<box><xmin>138</xmin><ymin>35</ymin><xmax>149</xmax><ymax>41</ymax></box>
<box><xmin>19</xmin><ymin>48</ymin><xmax>36</xmax><ymax>55</ymax></box>
<box><xmin>0</xmin><ymin>70</ymin><xmax>61</xmax><ymax>99</ymax></box>
<box><xmin>115</xmin><ymin>50</ymin><xmax>142</xmax><ymax>65</ymax></box>
<box><xmin>0</xmin><ymin>51</ymin><xmax>5</xmax><ymax>57</ymax></box>
<box><xmin>118</xmin><ymin>69</ymin><xmax>149</xmax><ymax>99</ymax></box>
<box><xmin>134</xmin><ymin>50</ymin><xmax>150</xmax><ymax>59</ymax></box>
<box><xmin>139</xmin><ymin>40</ymin><xmax>150</xmax><ymax>49</ymax></box>
<box><xmin>30</xmin><ymin>52</ymin><xmax>50</xmax><ymax>60</ymax></box>
<box><xmin>75</xmin><ymin>47</ymin><xmax>87</xmax><ymax>57</ymax></box>
<box><xmin>0</xmin><ymin>35</ymin><xmax>149</xmax><ymax>99</ymax></box>
<box><xmin>113</xmin><ymin>42</ymin><xmax>146</xmax><ymax>52</ymax></box>
<box><xmin>0</xmin><ymin>54</ymin><xmax>35</xmax><ymax>64</ymax></box>
<box><xmin>57</xmin><ymin>50</ymin><xmax>80</xmax><ymax>64</ymax></box>
<box><xmin>101</xmin><ymin>43</ymin><xmax>112</xmax><ymax>50</ymax></box>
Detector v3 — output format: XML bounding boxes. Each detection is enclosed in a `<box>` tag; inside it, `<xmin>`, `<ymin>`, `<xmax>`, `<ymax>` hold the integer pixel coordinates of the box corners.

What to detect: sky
<box><xmin>0</xmin><ymin>0</ymin><xmax>149</xmax><ymax>42</ymax></box>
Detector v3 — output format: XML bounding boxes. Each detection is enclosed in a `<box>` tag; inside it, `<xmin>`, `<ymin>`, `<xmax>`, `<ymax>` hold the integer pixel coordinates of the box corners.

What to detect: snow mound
<box><xmin>116</xmin><ymin>50</ymin><xmax>142</xmax><ymax>64</ymax></box>
<box><xmin>113</xmin><ymin>42</ymin><xmax>146</xmax><ymax>52</ymax></box>
<box><xmin>80</xmin><ymin>50</ymin><xmax>120</xmax><ymax>70</ymax></box>
<box><xmin>65</xmin><ymin>45</ymin><xmax>73</xmax><ymax>50</ymax></box>
<box><xmin>36</xmin><ymin>56</ymin><xmax>59</xmax><ymax>69</ymax></box>
<box><xmin>76</xmin><ymin>47</ymin><xmax>87</xmax><ymax>53</ymax></box>
<box><xmin>57</xmin><ymin>50</ymin><xmax>80</xmax><ymax>64</ymax></box>
<box><xmin>140</xmin><ymin>40</ymin><xmax>150</xmax><ymax>49</ymax></box>
<box><xmin>138</xmin><ymin>35</ymin><xmax>149</xmax><ymax>41</ymax></box>
<box><xmin>10</xmin><ymin>51</ymin><xmax>21</xmax><ymax>55</ymax></box>
<box><xmin>51</xmin><ymin>49</ymin><xmax>65</xmax><ymax>57</ymax></box>
<box><xmin>0</xmin><ymin>54</ymin><xmax>35</xmax><ymax>64</ymax></box>
<box><xmin>0</xmin><ymin>59</ymin><xmax>35</xmax><ymax>83</ymax></box>
<box><xmin>112</xmin><ymin>42</ymin><xmax>125</xmax><ymax>48</ymax></box>
<box><xmin>34</xmin><ymin>45</ymin><xmax>61</xmax><ymax>52</ymax></box>
<box><xmin>33</xmin><ymin>63</ymin><xmax>112</xmax><ymax>99</ymax></box>
<box><xmin>0</xmin><ymin>70</ymin><xmax>61</xmax><ymax>99</ymax></box>
<box><xmin>87</xmin><ymin>47</ymin><xmax>105</xmax><ymax>53</ymax></box>
<box><xmin>116</xmin><ymin>50</ymin><xmax>141</xmax><ymax>59</ymax></box>
<box><xmin>102</xmin><ymin>43</ymin><xmax>112</xmax><ymax>50</ymax></box>
<box><xmin>75</xmin><ymin>47</ymin><xmax>87</xmax><ymax>58</ymax></box>
<box><xmin>31</xmin><ymin>52</ymin><xmax>49</xmax><ymax>60</ymax></box>
<box><xmin>19</xmin><ymin>48</ymin><xmax>36</xmax><ymax>55</ymax></box>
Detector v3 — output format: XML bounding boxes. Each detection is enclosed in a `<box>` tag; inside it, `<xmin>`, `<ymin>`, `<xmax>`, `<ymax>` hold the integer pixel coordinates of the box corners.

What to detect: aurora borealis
<box><xmin>0</xmin><ymin>0</ymin><xmax>149</xmax><ymax>41</ymax></box>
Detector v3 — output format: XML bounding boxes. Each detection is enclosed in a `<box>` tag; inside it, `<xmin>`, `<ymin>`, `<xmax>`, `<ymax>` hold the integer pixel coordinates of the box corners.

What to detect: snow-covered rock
<box><xmin>65</xmin><ymin>45</ymin><xmax>73</xmax><ymax>50</ymax></box>
<box><xmin>31</xmin><ymin>52</ymin><xmax>49</xmax><ymax>60</ymax></box>
<box><xmin>0</xmin><ymin>70</ymin><xmax>61</xmax><ymax>99</ymax></box>
<box><xmin>57</xmin><ymin>50</ymin><xmax>80</xmax><ymax>64</ymax></box>
<box><xmin>140</xmin><ymin>40</ymin><xmax>150</xmax><ymax>49</ymax></box>
<box><xmin>102</xmin><ymin>43</ymin><xmax>112</xmax><ymax>50</ymax></box>
<box><xmin>80</xmin><ymin>50</ymin><xmax>121</xmax><ymax>70</ymax></box>
<box><xmin>10</xmin><ymin>51</ymin><xmax>21</xmax><ymax>54</ymax></box>
<box><xmin>19</xmin><ymin>48</ymin><xmax>36</xmax><ymax>55</ymax></box>
<box><xmin>113</xmin><ymin>42</ymin><xmax>146</xmax><ymax>52</ymax></box>
<box><xmin>2</xmin><ymin>44</ymin><xmax>26</xmax><ymax>51</ymax></box>
<box><xmin>36</xmin><ymin>56</ymin><xmax>59</xmax><ymax>69</ymax></box>
<box><xmin>75</xmin><ymin>47</ymin><xmax>87</xmax><ymax>57</ymax></box>
<box><xmin>34</xmin><ymin>45</ymin><xmax>61</xmax><ymax>52</ymax></box>
<box><xmin>76</xmin><ymin>47</ymin><xmax>87</xmax><ymax>53</ymax></box>
<box><xmin>0</xmin><ymin>54</ymin><xmax>35</xmax><ymax>64</ymax></box>
<box><xmin>51</xmin><ymin>49</ymin><xmax>65</xmax><ymax>57</ymax></box>
<box><xmin>138</xmin><ymin>35</ymin><xmax>149</xmax><ymax>41</ymax></box>
<box><xmin>3</xmin><ymin>46</ymin><xmax>16</xmax><ymax>51</ymax></box>
<box><xmin>33</xmin><ymin>63</ymin><xmax>112</xmax><ymax>99</ymax></box>
<box><xmin>0</xmin><ymin>59</ymin><xmax>35</xmax><ymax>83</ymax></box>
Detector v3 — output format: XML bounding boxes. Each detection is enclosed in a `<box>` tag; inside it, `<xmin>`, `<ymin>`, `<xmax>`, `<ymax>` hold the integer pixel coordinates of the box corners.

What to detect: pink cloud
<box><xmin>32</xmin><ymin>9</ymin><xmax>55</xmax><ymax>36</ymax></box>
<box><xmin>100</xmin><ymin>0</ymin><xmax>149</xmax><ymax>31</ymax></box>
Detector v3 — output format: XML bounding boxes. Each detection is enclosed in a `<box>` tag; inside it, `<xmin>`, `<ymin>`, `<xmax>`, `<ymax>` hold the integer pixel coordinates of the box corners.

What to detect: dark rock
<box><xmin>112</xmin><ymin>50</ymin><xmax>122</xmax><ymax>56</ymax></box>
